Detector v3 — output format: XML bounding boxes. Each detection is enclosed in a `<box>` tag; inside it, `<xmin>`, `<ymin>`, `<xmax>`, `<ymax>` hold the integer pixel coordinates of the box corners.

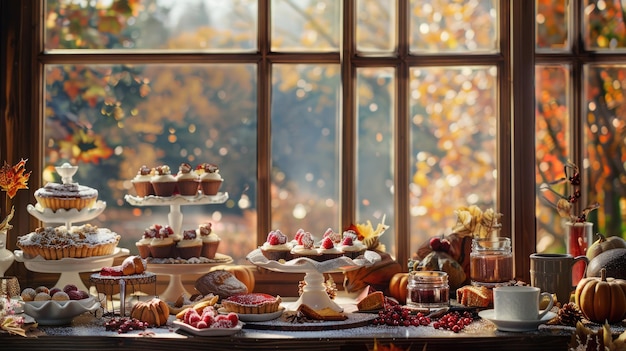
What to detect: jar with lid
<box><xmin>470</xmin><ymin>237</ymin><xmax>514</xmax><ymax>287</ymax></box>
<box><xmin>406</xmin><ymin>271</ymin><xmax>449</xmax><ymax>308</ymax></box>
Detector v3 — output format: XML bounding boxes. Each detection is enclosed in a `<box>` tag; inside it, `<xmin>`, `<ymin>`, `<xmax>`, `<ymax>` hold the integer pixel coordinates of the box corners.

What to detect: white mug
<box><xmin>493</xmin><ymin>286</ymin><xmax>554</xmax><ymax>321</ymax></box>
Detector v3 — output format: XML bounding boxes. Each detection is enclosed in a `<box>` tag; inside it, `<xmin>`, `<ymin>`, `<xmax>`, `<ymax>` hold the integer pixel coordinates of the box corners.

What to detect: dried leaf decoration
<box><xmin>451</xmin><ymin>205</ymin><xmax>502</xmax><ymax>238</ymax></box>
<box><xmin>349</xmin><ymin>215</ymin><xmax>389</xmax><ymax>252</ymax></box>
<box><xmin>0</xmin><ymin>159</ymin><xmax>31</xmax><ymax>199</ymax></box>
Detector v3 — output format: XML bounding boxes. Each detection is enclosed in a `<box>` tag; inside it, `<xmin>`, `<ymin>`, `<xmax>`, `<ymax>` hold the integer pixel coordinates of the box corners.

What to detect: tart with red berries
<box><xmin>221</xmin><ymin>293</ymin><xmax>282</xmax><ymax>314</ymax></box>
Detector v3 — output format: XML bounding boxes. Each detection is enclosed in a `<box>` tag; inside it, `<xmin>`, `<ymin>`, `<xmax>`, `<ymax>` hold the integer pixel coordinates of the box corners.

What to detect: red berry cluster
<box><xmin>104</xmin><ymin>317</ymin><xmax>149</xmax><ymax>334</ymax></box>
<box><xmin>432</xmin><ymin>311</ymin><xmax>474</xmax><ymax>333</ymax></box>
<box><xmin>371</xmin><ymin>305</ymin><xmax>431</xmax><ymax>327</ymax></box>
<box><xmin>429</xmin><ymin>236</ymin><xmax>451</xmax><ymax>253</ymax></box>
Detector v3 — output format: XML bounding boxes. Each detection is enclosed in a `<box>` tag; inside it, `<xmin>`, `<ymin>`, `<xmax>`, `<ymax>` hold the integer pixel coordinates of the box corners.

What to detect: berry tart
<box><xmin>221</xmin><ymin>293</ymin><xmax>282</xmax><ymax>314</ymax></box>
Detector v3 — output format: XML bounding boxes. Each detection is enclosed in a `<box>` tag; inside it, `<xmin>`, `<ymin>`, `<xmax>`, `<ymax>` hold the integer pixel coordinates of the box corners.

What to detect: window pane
<box><xmin>584</xmin><ymin>65</ymin><xmax>626</xmax><ymax>236</ymax></box>
<box><xmin>44</xmin><ymin>64</ymin><xmax>258</xmax><ymax>264</ymax></box>
<box><xmin>534</xmin><ymin>65</ymin><xmax>570</xmax><ymax>253</ymax></box>
<box><xmin>270</xmin><ymin>64</ymin><xmax>341</xmax><ymax>237</ymax></box>
<box><xmin>356</xmin><ymin>0</ymin><xmax>396</xmax><ymax>54</ymax></box>
<box><xmin>356</xmin><ymin>67</ymin><xmax>395</xmax><ymax>257</ymax></box>
<box><xmin>271</xmin><ymin>0</ymin><xmax>340</xmax><ymax>52</ymax></box>
<box><xmin>536</xmin><ymin>0</ymin><xmax>570</xmax><ymax>52</ymax></box>
<box><xmin>45</xmin><ymin>0</ymin><xmax>257</xmax><ymax>51</ymax></box>
<box><xmin>409</xmin><ymin>0</ymin><xmax>498</xmax><ymax>54</ymax></box>
<box><xmin>409</xmin><ymin>66</ymin><xmax>498</xmax><ymax>252</ymax></box>
<box><xmin>584</xmin><ymin>0</ymin><xmax>626</xmax><ymax>50</ymax></box>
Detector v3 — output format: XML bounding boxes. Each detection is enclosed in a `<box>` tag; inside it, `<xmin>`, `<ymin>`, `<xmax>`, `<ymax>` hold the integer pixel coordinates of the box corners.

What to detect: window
<box><xmin>535</xmin><ymin>0</ymin><xmax>626</xmax><ymax>253</ymax></box>
<box><xmin>7</xmin><ymin>0</ymin><xmax>537</xmax><ymax>281</ymax></box>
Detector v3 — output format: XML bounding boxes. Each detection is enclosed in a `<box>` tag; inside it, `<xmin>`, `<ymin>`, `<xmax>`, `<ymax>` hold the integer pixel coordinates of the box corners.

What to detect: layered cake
<box><xmin>221</xmin><ymin>293</ymin><xmax>282</xmax><ymax>314</ymax></box>
<box><xmin>151</xmin><ymin>165</ymin><xmax>177</xmax><ymax>197</ymax></box>
<box><xmin>17</xmin><ymin>224</ymin><xmax>120</xmax><ymax>260</ymax></box>
<box><xmin>290</xmin><ymin>231</ymin><xmax>321</xmax><ymax>261</ymax></box>
<box><xmin>317</xmin><ymin>236</ymin><xmax>343</xmax><ymax>260</ymax></box>
<box><xmin>196</xmin><ymin>163</ymin><xmax>223</xmax><ymax>195</ymax></box>
<box><xmin>34</xmin><ymin>182</ymin><xmax>98</xmax><ymax>211</ymax></box>
<box><xmin>338</xmin><ymin>230</ymin><xmax>366</xmax><ymax>259</ymax></box>
<box><xmin>131</xmin><ymin>165</ymin><xmax>154</xmax><ymax>197</ymax></box>
<box><xmin>176</xmin><ymin>162</ymin><xmax>200</xmax><ymax>196</ymax></box>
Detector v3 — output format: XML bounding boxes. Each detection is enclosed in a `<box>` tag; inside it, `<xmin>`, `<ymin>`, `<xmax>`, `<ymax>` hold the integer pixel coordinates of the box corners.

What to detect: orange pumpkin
<box><xmin>575</xmin><ymin>268</ymin><xmax>626</xmax><ymax>323</ymax></box>
<box><xmin>210</xmin><ymin>265</ymin><xmax>255</xmax><ymax>292</ymax></box>
<box><xmin>388</xmin><ymin>273</ymin><xmax>409</xmax><ymax>304</ymax></box>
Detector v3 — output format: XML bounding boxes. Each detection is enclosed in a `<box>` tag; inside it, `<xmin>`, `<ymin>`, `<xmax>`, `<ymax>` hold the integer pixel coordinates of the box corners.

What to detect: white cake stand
<box><xmin>246</xmin><ymin>249</ymin><xmax>381</xmax><ymax>312</ymax></box>
<box><xmin>14</xmin><ymin>248</ymin><xmax>129</xmax><ymax>293</ymax></box>
<box><xmin>146</xmin><ymin>253</ymin><xmax>233</xmax><ymax>302</ymax></box>
<box><xmin>124</xmin><ymin>192</ymin><xmax>228</xmax><ymax>237</ymax></box>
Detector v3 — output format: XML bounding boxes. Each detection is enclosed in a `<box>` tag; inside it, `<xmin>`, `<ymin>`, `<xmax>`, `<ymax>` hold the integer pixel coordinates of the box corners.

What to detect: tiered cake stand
<box><xmin>124</xmin><ymin>192</ymin><xmax>232</xmax><ymax>302</ymax></box>
<box><xmin>246</xmin><ymin>248</ymin><xmax>381</xmax><ymax>312</ymax></box>
<box><xmin>15</xmin><ymin>163</ymin><xmax>127</xmax><ymax>293</ymax></box>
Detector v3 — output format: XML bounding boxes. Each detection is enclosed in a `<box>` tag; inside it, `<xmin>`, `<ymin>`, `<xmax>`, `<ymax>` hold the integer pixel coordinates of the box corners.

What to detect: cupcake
<box><xmin>151</xmin><ymin>165</ymin><xmax>177</xmax><ymax>197</ymax></box>
<box><xmin>338</xmin><ymin>230</ymin><xmax>366</xmax><ymax>259</ymax></box>
<box><xmin>176</xmin><ymin>229</ymin><xmax>203</xmax><ymax>259</ymax></box>
<box><xmin>175</xmin><ymin>162</ymin><xmax>200</xmax><ymax>196</ymax></box>
<box><xmin>198</xmin><ymin>223</ymin><xmax>220</xmax><ymax>259</ymax></box>
<box><xmin>291</xmin><ymin>231</ymin><xmax>321</xmax><ymax>261</ymax></box>
<box><xmin>131</xmin><ymin>165</ymin><xmax>154</xmax><ymax>197</ymax></box>
<box><xmin>261</xmin><ymin>230</ymin><xmax>291</xmax><ymax>261</ymax></box>
<box><xmin>317</xmin><ymin>236</ymin><xmax>343</xmax><ymax>261</ymax></box>
<box><xmin>149</xmin><ymin>225</ymin><xmax>176</xmax><ymax>258</ymax></box>
<box><xmin>290</xmin><ymin>228</ymin><xmax>306</xmax><ymax>250</ymax></box>
<box><xmin>197</xmin><ymin>163</ymin><xmax>223</xmax><ymax>195</ymax></box>
<box><xmin>136</xmin><ymin>225</ymin><xmax>158</xmax><ymax>258</ymax></box>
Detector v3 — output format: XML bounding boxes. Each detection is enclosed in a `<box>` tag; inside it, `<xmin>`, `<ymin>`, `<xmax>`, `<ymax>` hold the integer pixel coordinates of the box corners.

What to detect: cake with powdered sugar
<box><xmin>17</xmin><ymin>224</ymin><xmax>120</xmax><ymax>260</ymax></box>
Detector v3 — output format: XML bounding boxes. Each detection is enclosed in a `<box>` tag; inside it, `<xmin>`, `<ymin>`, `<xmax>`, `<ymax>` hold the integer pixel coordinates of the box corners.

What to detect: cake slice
<box><xmin>456</xmin><ymin>285</ymin><xmax>493</xmax><ymax>307</ymax></box>
<box><xmin>357</xmin><ymin>291</ymin><xmax>385</xmax><ymax>311</ymax></box>
<box><xmin>297</xmin><ymin>304</ymin><xmax>347</xmax><ymax>321</ymax></box>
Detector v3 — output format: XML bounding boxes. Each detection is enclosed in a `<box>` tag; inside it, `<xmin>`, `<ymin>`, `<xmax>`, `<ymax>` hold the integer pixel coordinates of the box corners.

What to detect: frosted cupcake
<box><xmin>149</xmin><ymin>225</ymin><xmax>176</xmax><ymax>258</ymax></box>
<box><xmin>136</xmin><ymin>225</ymin><xmax>158</xmax><ymax>258</ymax></box>
<box><xmin>291</xmin><ymin>231</ymin><xmax>321</xmax><ymax>261</ymax></box>
<box><xmin>131</xmin><ymin>165</ymin><xmax>154</xmax><ymax>197</ymax></box>
<box><xmin>151</xmin><ymin>165</ymin><xmax>177</xmax><ymax>197</ymax></box>
<box><xmin>290</xmin><ymin>228</ymin><xmax>306</xmax><ymax>250</ymax></box>
<box><xmin>197</xmin><ymin>163</ymin><xmax>223</xmax><ymax>195</ymax></box>
<box><xmin>261</xmin><ymin>230</ymin><xmax>292</xmax><ymax>261</ymax></box>
<box><xmin>322</xmin><ymin>227</ymin><xmax>342</xmax><ymax>244</ymax></box>
<box><xmin>338</xmin><ymin>230</ymin><xmax>366</xmax><ymax>259</ymax></box>
<box><xmin>176</xmin><ymin>162</ymin><xmax>200</xmax><ymax>196</ymax></box>
<box><xmin>317</xmin><ymin>236</ymin><xmax>343</xmax><ymax>261</ymax></box>
<box><xmin>198</xmin><ymin>223</ymin><xmax>220</xmax><ymax>259</ymax></box>
<box><xmin>177</xmin><ymin>229</ymin><xmax>203</xmax><ymax>259</ymax></box>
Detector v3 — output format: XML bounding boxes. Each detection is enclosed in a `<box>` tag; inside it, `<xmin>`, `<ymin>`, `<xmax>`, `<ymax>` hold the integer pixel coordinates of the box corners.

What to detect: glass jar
<box><xmin>406</xmin><ymin>271</ymin><xmax>449</xmax><ymax>308</ymax></box>
<box><xmin>470</xmin><ymin>237</ymin><xmax>514</xmax><ymax>287</ymax></box>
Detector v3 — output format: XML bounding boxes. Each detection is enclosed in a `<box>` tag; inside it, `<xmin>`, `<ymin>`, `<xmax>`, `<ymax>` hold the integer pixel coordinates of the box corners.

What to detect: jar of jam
<box><xmin>406</xmin><ymin>271</ymin><xmax>449</xmax><ymax>308</ymax></box>
<box><xmin>470</xmin><ymin>237</ymin><xmax>514</xmax><ymax>287</ymax></box>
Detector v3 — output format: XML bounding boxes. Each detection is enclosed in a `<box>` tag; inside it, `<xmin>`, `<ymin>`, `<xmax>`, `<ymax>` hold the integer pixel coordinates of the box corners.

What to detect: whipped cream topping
<box><xmin>35</xmin><ymin>182</ymin><xmax>97</xmax><ymax>199</ymax></box>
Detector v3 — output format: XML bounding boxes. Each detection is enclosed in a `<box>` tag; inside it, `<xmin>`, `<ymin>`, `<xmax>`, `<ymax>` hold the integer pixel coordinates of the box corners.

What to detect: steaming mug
<box><xmin>530</xmin><ymin>253</ymin><xmax>589</xmax><ymax>305</ymax></box>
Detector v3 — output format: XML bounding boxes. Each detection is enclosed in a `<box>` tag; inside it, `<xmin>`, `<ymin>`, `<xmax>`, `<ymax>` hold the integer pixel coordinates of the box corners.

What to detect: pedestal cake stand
<box><xmin>246</xmin><ymin>249</ymin><xmax>381</xmax><ymax>312</ymax></box>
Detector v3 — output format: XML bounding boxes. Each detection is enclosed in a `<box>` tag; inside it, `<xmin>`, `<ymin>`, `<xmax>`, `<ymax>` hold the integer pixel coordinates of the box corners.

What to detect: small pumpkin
<box><xmin>130</xmin><ymin>297</ymin><xmax>170</xmax><ymax>326</ymax></box>
<box><xmin>587</xmin><ymin>233</ymin><xmax>626</xmax><ymax>260</ymax></box>
<box><xmin>210</xmin><ymin>265</ymin><xmax>255</xmax><ymax>292</ymax></box>
<box><xmin>388</xmin><ymin>273</ymin><xmax>409</xmax><ymax>304</ymax></box>
<box><xmin>575</xmin><ymin>268</ymin><xmax>626</xmax><ymax>323</ymax></box>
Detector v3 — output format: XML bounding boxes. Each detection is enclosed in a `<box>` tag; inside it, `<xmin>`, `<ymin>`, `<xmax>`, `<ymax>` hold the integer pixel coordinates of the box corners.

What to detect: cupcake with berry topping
<box><xmin>322</xmin><ymin>227</ymin><xmax>342</xmax><ymax>244</ymax></box>
<box><xmin>131</xmin><ymin>165</ymin><xmax>155</xmax><ymax>197</ymax></box>
<box><xmin>177</xmin><ymin>229</ymin><xmax>203</xmax><ymax>259</ymax></box>
<box><xmin>198</xmin><ymin>223</ymin><xmax>220</xmax><ymax>259</ymax></box>
<box><xmin>175</xmin><ymin>162</ymin><xmax>200</xmax><ymax>196</ymax></box>
<box><xmin>136</xmin><ymin>225</ymin><xmax>159</xmax><ymax>258</ymax></box>
<box><xmin>197</xmin><ymin>163</ymin><xmax>223</xmax><ymax>195</ymax></box>
<box><xmin>291</xmin><ymin>231</ymin><xmax>322</xmax><ymax>261</ymax></box>
<box><xmin>338</xmin><ymin>230</ymin><xmax>366</xmax><ymax>259</ymax></box>
<box><xmin>290</xmin><ymin>228</ymin><xmax>306</xmax><ymax>250</ymax></box>
<box><xmin>261</xmin><ymin>230</ymin><xmax>292</xmax><ymax>261</ymax></box>
<box><xmin>149</xmin><ymin>225</ymin><xmax>176</xmax><ymax>258</ymax></box>
<box><xmin>317</xmin><ymin>236</ymin><xmax>343</xmax><ymax>261</ymax></box>
<box><xmin>151</xmin><ymin>165</ymin><xmax>177</xmax><ymax>197</ymax></box>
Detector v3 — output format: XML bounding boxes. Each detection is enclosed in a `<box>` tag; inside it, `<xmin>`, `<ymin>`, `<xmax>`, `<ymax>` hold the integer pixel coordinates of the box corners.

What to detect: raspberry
<box><xmin>226</xmin><ymin>312</ymin><xmax>239</xmax><ymax>325</ymax></box>
<box><xmin>321</xmin><ymin>237</ymin><xmax>334</xmax><ymax>249</ymax></box>
<box><xmin>196</xmin><ymin>321</ymin><xmax>208</xmax><ymax>329</ymax></box>
<box><xmin>342</xmin><ymin>236</ymin><xmax>353</xmax><ymax>245</ymax></box>
<box><xmin>268</xmin><ymin>234</ymin><xmax>280</xmax><ymax>245</ymax></box>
